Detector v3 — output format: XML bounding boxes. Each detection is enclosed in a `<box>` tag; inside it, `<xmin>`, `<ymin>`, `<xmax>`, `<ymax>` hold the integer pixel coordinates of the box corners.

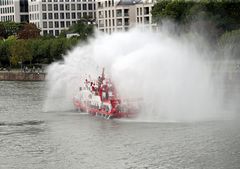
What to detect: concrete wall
<box><xmin>0</xmin><ymin>72</ymin><xmax>45</xmax><ymax>81</ymax></box>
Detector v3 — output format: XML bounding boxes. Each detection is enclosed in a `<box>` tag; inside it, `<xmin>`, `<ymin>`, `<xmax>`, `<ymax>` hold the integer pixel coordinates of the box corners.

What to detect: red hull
<box><xmin>73</xmin><ymin>68</ymin><xmax>139</xmax><ymax>119</ymax></box>
<box><xmin>73</xmin><ymin>98</ymin><xmax>137</xmax><ymax>119</ymax></box>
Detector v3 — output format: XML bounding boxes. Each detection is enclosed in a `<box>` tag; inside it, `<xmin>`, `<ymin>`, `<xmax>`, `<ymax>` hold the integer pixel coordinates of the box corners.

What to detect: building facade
<box><xmin>96</xmin><ymin>0</ymin><xmax>155</xmax><ymax>33</ymax></box>
<box><xmin>28</xmin><ymin>0</ymin><xmax>96</xmax><ymax>36</ymax></box>
<box><xmin>0</xmin><ymin>0</ymin><xmax>29</xmax><ymax>22</ymax></box>
<box><xmin>0</xmin><ymin>0</ymin><xmax>156</xmax><ymax>36</ymax></box>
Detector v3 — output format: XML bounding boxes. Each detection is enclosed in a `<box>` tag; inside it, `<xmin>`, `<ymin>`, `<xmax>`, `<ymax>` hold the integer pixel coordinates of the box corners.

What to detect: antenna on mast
<box><xmin>102</xmin><ymin>68</ymin><xmax>105</xmax><ymax>80</ymax></box>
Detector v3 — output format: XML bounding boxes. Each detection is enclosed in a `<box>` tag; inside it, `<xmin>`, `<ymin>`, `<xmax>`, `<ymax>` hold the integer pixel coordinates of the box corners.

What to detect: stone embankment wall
<box><xmin>0</xmin><ymin>72</ymin><xmax>45</xmax><ymax>81</ymax></box>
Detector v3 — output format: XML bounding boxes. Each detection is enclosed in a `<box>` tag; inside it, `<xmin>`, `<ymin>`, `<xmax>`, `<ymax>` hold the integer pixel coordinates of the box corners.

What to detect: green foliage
<box><xmin>152</xmin><ymin>0</ymin><xmax>240</xmax><ymax>33</ymax></box>
<box><xmin>68</xmin><ymin>20</ymin><xmax>94</xmax><ymax>40</ymax></box>
<box><xmin>0</xmin><ymin>36</ymin><xmax>17</xmax><ymax>66</ymax></box>
<box><xmin>9</xmin><ymin>40</ymin><xmax>32</xmax><ymax>66</ymax></box>
<box><xmin>218</xmin><ymin>29</ymin><xmax>240</xmax><ymax>59</ymax></box>
<box><xmin>0</xmin><ymin>22</ymin><xmax>23</xmax><ymax>39</ymax></box>
<box><xmin>0</xmin><ymin>20</ymin><xmax>94</xmax><ymax>67</ymax></box>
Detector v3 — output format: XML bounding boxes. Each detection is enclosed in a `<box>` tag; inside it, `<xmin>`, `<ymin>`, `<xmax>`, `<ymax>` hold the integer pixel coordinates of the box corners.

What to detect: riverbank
<box><xmin>0</xmin><ymin>70</ymin><xmax>46</xmax><ymax>81</ymax></box>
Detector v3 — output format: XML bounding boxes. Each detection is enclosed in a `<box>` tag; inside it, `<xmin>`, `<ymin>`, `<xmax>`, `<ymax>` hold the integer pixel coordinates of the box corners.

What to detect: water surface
<box><xmin>0</xmin><ymin>81</ymin><xmax>239</xmax><ymax>169</ymax></box>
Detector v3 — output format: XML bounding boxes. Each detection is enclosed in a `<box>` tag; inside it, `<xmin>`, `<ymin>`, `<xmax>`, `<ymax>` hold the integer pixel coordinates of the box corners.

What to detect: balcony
<box><xmin>117</xmin><ymin>22</ymin><xmax>122</xmax><ymax>26</ymax></box>
<box><xmin>116</xmin><ymin>13</ymin><xmax>122</xmax><ymax>17</ymax></box>
<box><xmin>99</xmin><ymin>23</ymin><xmax>104</xmax><ymax>27</ymax></box>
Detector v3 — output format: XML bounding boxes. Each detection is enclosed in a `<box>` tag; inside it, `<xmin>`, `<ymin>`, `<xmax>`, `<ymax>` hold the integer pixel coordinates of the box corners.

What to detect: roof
<box><xmin>117</xmin><ymin>0</ymin><xmax>143</xmax><ymax>5</ymax></box>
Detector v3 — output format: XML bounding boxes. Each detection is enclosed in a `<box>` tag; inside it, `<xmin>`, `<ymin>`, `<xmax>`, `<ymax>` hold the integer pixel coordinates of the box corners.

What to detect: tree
<box><xmin>10</xmin><ymin>40</ymin><xmax>32</xmax><ymax>67</ymax></box>
<box><xmin>68</xmin><ymin>19</ymin><xmax>95</xmax><ymax>40</ymax></box>
<box><xmin>0</xmin><ymin>22</ymin><xmax>23</xmax><ymax>38</ymax></box>
<box><xmin>152</xmin><ymin>0</ymin><xmax>240</xmax><ymax>33</ymax></box>
<box><xmin>17</xmin><ymin>23</ymin><xmax>41</xmax><ymax>39</ymax></box>
<box><xmin>0</xmin><ymin>36</ymin><xmax>17</xmax><ymax>67</ymax></box>
<box><xmin>218</xmin><ymin>29</ymin><xmax>240</xmax><ymax>59</ymax></box>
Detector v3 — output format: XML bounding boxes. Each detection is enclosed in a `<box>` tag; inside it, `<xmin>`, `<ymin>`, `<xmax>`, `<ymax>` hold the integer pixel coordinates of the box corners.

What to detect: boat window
<box><xmin>102</xmin><ymin>92</ymin><xmax>106</xmax><ymax>100</ymax></box>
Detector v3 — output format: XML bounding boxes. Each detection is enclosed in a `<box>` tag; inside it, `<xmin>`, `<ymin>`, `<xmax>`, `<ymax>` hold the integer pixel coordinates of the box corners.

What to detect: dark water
<box><xmin>0</xmin><ymin>81</ymin><xmax>240</xmax><ymax>169</ymax></box>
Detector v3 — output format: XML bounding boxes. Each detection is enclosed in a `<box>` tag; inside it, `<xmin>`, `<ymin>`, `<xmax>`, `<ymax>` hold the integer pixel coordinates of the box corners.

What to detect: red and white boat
<box><xmin>73</xmin><ymin>68</ymin><xmax>139</xmax><ymax>119</ymax></box>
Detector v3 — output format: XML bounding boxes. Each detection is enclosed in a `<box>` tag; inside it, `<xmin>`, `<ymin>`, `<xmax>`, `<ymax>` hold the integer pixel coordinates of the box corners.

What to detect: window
<box><xmin>60</xmin><ymin>13</ymin><xmax>64</xmax><ymax>19</ymax></box>
<box><xmin>54</xmin><ymin>4</ymin><xmax>58</xmax><ymax>11</ymax></box>
<box><xmin>60</xmin><ymin>21</ymin><xmax>65</xmax><ymax>27</ymax></box>
<box><xmin>48</xmin><ymin>13</ymin><xmax>53</xmax><ymax>19</ymax></box>
<box><xmin>55</xmin><ymin>21</ymin><xmax>59</xmax><ymax>28</ymax></box>
<box><xmin>116</xmin><ymin>9</ymin><xmax>122</xmax><ymax>17</ymax></box>
<box><xmin>20</xmin><ymin>0</ymin><xmax>28</xmax><ymax>12</ymax></box>
<box><xmin>54</xmin><ymin>13</ymin><xmax>59</xmax><ymax>19</ymax></box>
<box><xmin>77</xmin><ymin>4</ymin><xmax>81</xmax><ymax>10</ymax></box>
<box><xmin>88</xmin><ymin>4</ymin><xmax>92</xmax><ymax>10</ymax></box>
<box><xmin>105</xmin><ymin>20</ymin><xmax>107</xmax><ymax>27</ymax></box>
<box><xmin>66</xmin><ymin>21</ymin><xmax>70</xmax><ymax>27</ymax></box>
<box><xmin>60</xmin><ymin>4</ymin><xmax>64</xmax><ymax>10</ymax></box>
<box><xmin>144</xmin><ymin>7</ymin><xmax>149</xmax><ymax>15</ymax></box>
<box><xmin>55</xmin><ymin>30</ymin><xmax>59</xmax><ymax>36</ymax></box>
<box><xmin>124</xmin><ymin>9</ymin><xmax>129</xmax><ymax>16</ymax></box>
<box><xmin>144</xmin><ymin>16</ymin><xmax>149</xmax><ymax>24</ymax></box>
<box><xmin>66</xmin><ymin>13</ymin><xmax>70</xmax><ymax>19</ymax></box>
<box><xmin>117</xmin><ymin>19</ymin><xmax>122</xmax><ymax>26</ymax></box>
<box><xmin>65</xmin><ymin>4</ymin><xmax>70</xmax><ymax>10</ymax></box>
<box><xmin>43</xmin><ymin>22</ymin><xmax>47</xmax><ymax>28</ymax></box>
<box><xmin>88</xmin><ymin>12</ymin><xmax>93</xmax><ymax>18</ymax></box>
<box><xmin>48</xmin><ymin>4</ymin><xmax>52</xmax><ymax>11</ymax></box>
<box><xmin>77</xmin><ymin>12</ymin><xmax>81</xmax><ymax>19</ymax></box>
<box><xmin>49</xmin><ymin>21</ymin><xmax>53</xmax><ymax>28</ymax></box>
<box><xmin>71</xmin><ymin>4</ymin><xmax>75</xmax><ymax>10</ymax></box>
<box><xmin>42</xmin><ymin>13</ymin><xmax>47</xmax><ymax>19</ymax></box>
<box><xmin>83</xmin><ymin>4</ymin><xmax>86</xmax><ymax>10</ymax></box>
<box><xmin>49</xmin><ymin>30</ymin><xmax>53</xmax><ymax>36</ymax></box>
<box><xmin>43</xmin><ymin>30</ymin><xmax>48</xmax><ymax>36</ymax></box>
<box><xmin>42</xmin><ymin>4</ymin><xmax>46</xmax><ymax>11</ymax></box>
<box><xmin>72</xmin><ymin>13</ymin><xmax>76</xmax><ymax>19</ymax></box>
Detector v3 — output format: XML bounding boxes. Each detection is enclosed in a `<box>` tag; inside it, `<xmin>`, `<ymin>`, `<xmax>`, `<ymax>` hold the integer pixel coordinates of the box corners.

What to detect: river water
<box><xmin>0</xmin><ymin>81</ymin><xmax>240</xmax><ymax>169</ymax></box>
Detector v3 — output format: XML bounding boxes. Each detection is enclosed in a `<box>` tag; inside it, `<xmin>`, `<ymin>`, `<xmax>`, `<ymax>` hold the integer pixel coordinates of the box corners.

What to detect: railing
<box><xmin>117</xmin><ymin>22</ymin><xmax>122</xmax><ymax>26</ymax></box>
<box><xmin>116</xmin><ymin>13</ymin><xmax>122</xmax><ymax>17</ymax></box>
<box><xmin>99</xmin><ymin>23</ymin><xmax>104</xmax><ymax>27</ymax></box>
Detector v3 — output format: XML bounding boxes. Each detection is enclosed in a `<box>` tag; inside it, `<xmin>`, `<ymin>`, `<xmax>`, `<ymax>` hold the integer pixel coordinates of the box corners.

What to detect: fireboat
<box><xmin>73</xmin><ymin>68</ymin><xmax>139</xmax><ymax>119</ymax></box>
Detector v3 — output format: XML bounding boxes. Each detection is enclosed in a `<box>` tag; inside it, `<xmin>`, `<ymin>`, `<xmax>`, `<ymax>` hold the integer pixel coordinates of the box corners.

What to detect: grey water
<box><xmin>0</xmin><ymin>81</ymin><xmax>240</xmax><ymax>169</ymax></box>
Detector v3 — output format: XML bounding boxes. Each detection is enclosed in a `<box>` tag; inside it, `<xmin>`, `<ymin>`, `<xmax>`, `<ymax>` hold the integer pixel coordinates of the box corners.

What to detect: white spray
<box><xmin>44</xmin><ymin>26</ymin><xmax>235</xmax><ymax>122</ymax></box>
